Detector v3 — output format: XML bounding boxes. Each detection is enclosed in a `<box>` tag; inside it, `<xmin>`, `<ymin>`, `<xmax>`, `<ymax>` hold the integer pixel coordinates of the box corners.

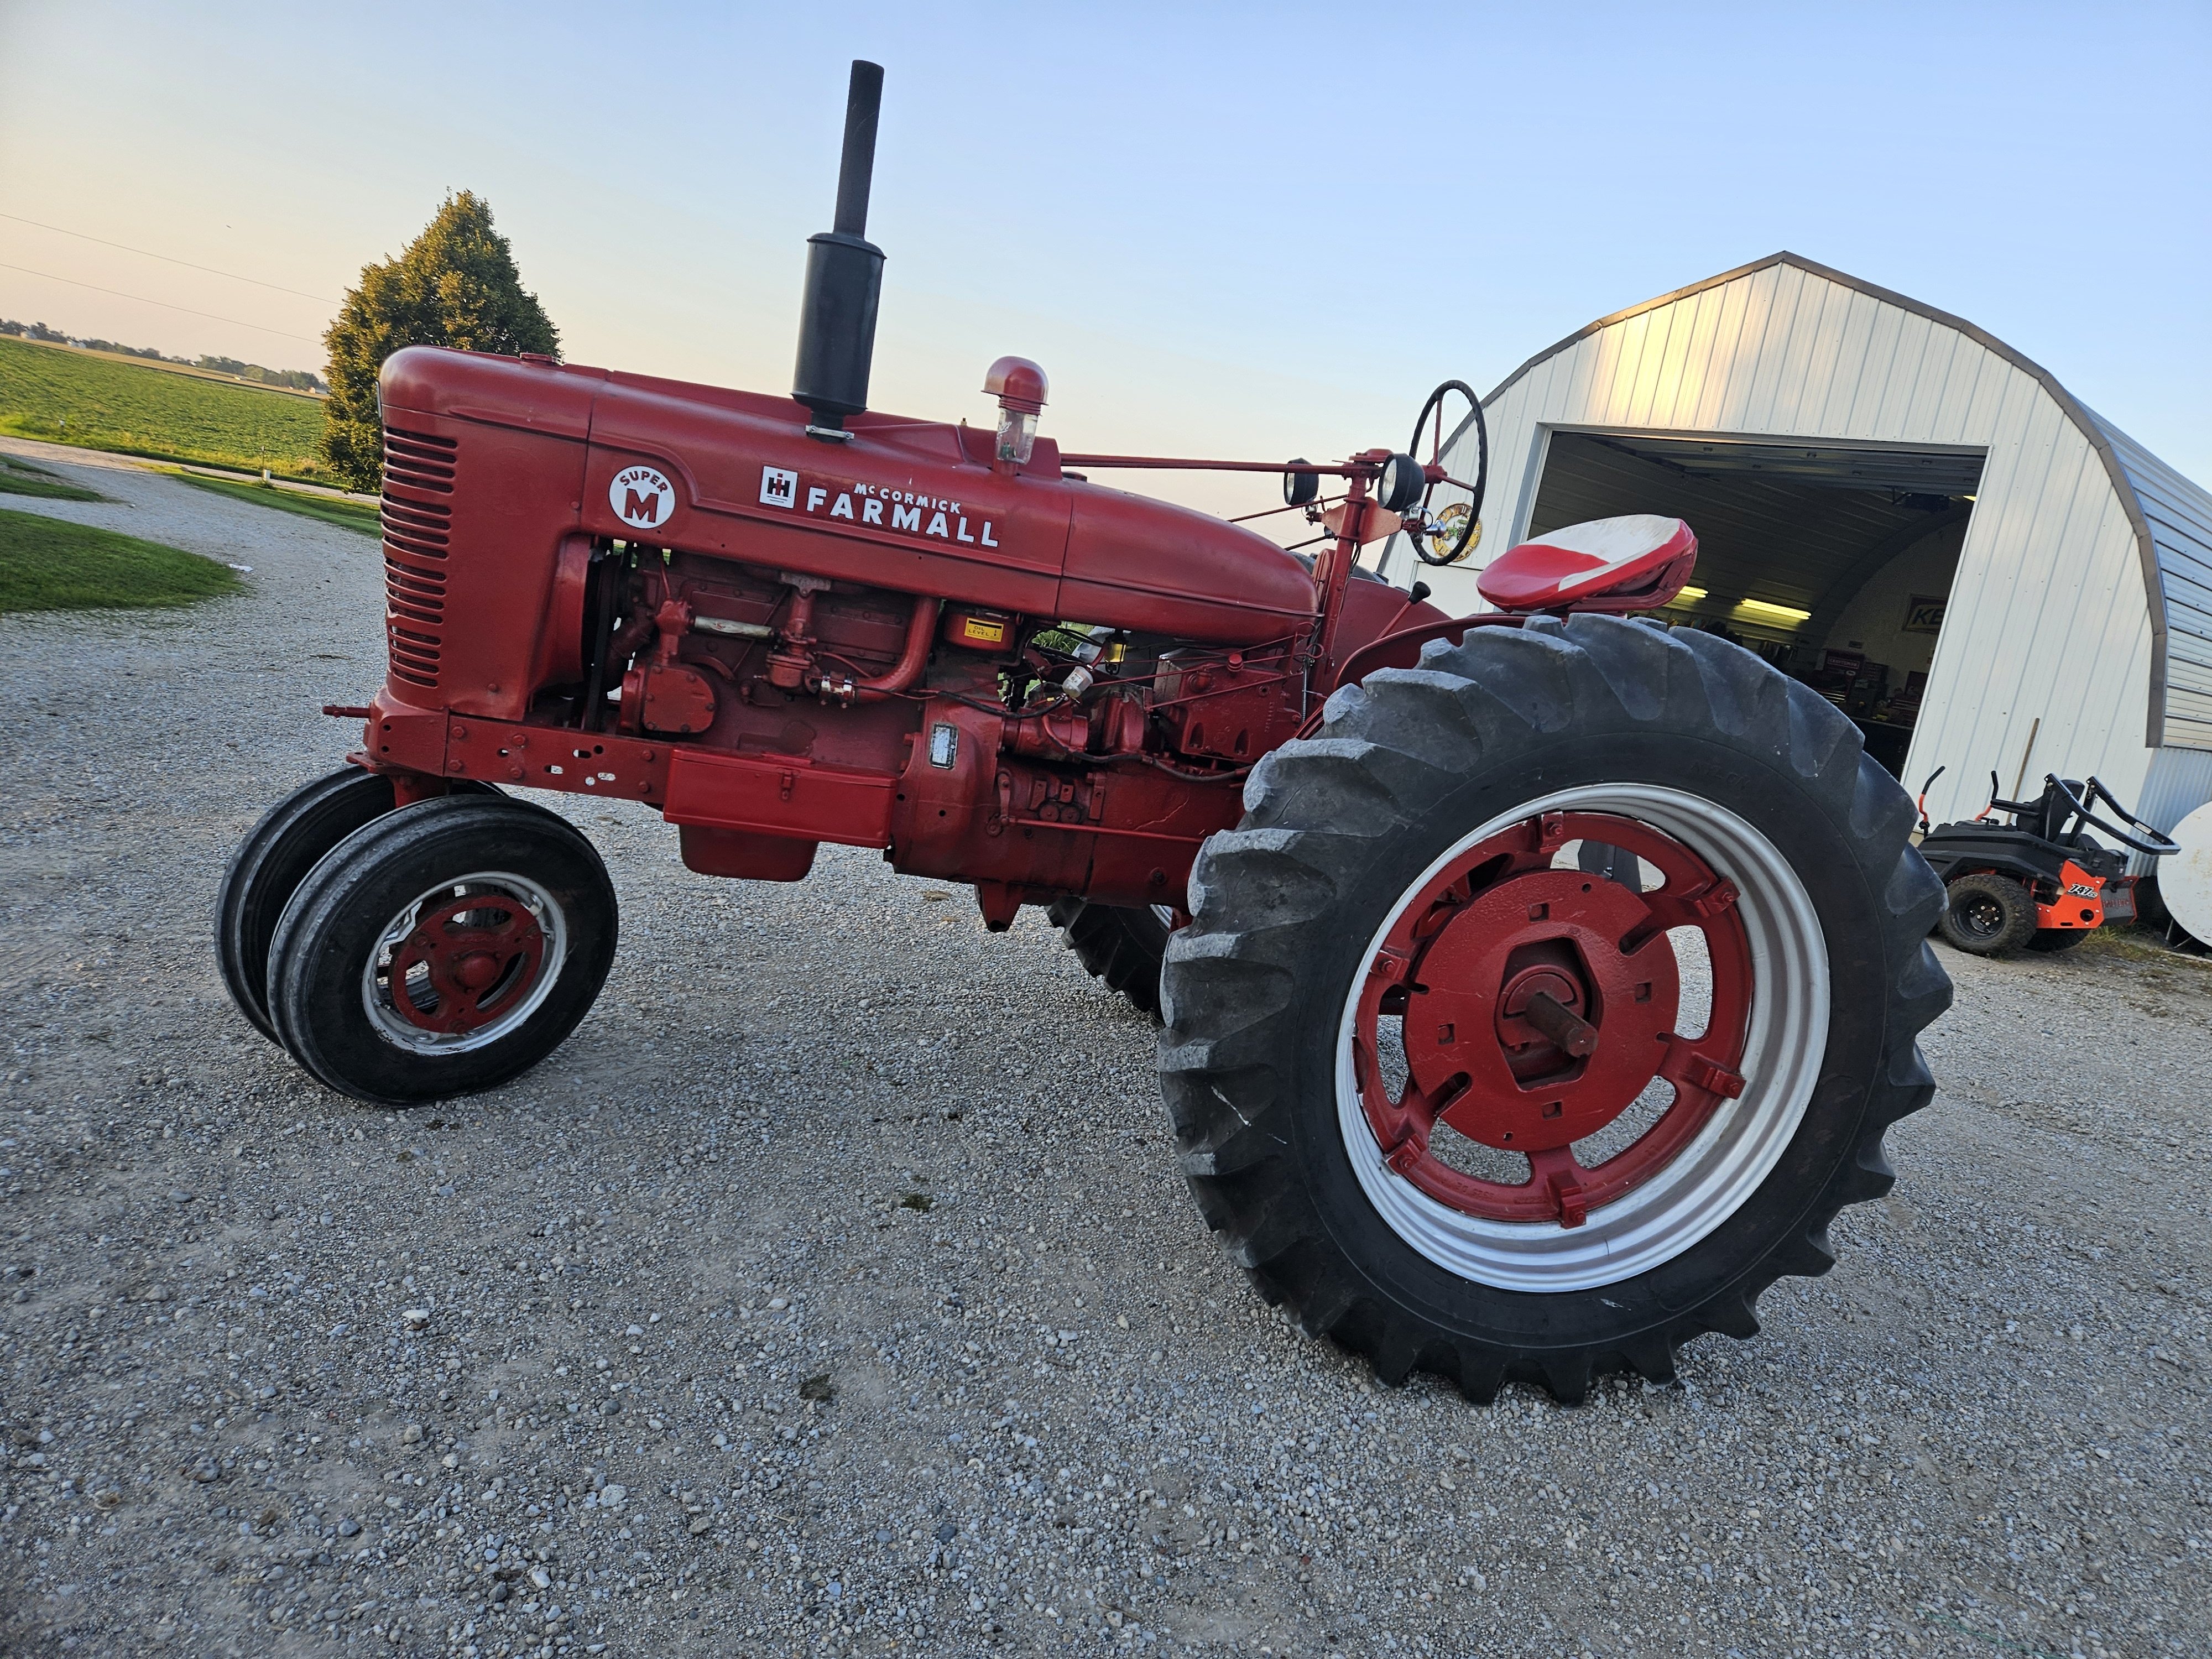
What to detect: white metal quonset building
<box><xmin>1391</xmin><ymin>253</ymin><xmax>2212</xmax><ymax>836</ymax></box>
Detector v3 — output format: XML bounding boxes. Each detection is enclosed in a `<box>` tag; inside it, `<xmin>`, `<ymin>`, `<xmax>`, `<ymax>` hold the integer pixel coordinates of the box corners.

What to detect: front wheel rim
<box><xmin>1334</xmin><ymin>783</ymin><xmax>1830</xmax><ymax>1293</ymax></box>
<box><xmin>361</xmin><ymin>870</ymin><xmax>570</xmax><ymax>1056</ymax></box>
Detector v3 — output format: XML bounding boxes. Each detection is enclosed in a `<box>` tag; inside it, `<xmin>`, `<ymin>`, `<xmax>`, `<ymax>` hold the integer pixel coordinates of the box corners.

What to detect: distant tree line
<box><xmin>0</xmin><ymin>318</ymin><xmax>327</xmax><ymax>392</ymax></box>
<box><xmin>192</xmin><ymin>354</ymin><xmax>325</xmax><ymax>392</ymax></box>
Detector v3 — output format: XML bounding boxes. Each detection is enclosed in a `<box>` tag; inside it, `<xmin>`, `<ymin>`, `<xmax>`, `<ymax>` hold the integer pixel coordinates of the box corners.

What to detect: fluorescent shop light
<box><xmin>1732</xmin><ymin>598</ymin><xmax>1812</xmax><ymax>623</ymax></box>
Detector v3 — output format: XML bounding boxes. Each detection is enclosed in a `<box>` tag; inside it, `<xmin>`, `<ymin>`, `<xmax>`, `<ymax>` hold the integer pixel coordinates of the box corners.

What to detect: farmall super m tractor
<box><xmin>218</xmin><ymin>64</ymin><xmax>1951</xmax><ymax>1401</ymax></box>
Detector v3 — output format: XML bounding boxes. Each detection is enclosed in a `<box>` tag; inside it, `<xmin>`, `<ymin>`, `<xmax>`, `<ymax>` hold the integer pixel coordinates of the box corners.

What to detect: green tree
<box><xmin>320</xmin><ymin>191</ymin><xmax>559</xmax><ymax>491</ymax></box>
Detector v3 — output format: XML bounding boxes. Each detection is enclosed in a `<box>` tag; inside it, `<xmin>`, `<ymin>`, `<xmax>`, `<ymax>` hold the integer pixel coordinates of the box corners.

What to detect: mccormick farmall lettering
<box><xmin>763</xmin><ymin>465</ymin><xmax>999</xmax><ymax>546</ymax></box>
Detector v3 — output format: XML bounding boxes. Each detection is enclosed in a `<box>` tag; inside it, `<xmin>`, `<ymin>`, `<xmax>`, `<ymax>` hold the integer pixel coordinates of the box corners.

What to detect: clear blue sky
<box><xmin>3</xmin><ymin>1</ymin><xmax>2205</xmax><ymax>518</ymax></box>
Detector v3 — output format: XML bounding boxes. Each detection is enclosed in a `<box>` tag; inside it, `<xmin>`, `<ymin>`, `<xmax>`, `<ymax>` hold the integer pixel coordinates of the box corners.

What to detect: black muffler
<box><xmin>792</xmin><ymin>60</ymin><xmax>885</xmax><ymax>437</ymax></box>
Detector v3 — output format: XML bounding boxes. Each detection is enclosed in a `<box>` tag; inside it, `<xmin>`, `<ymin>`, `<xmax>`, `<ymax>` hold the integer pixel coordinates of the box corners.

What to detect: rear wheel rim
<box><xmin>1334</xmin><ymin>783</ymin><xmax>1829</xmax><ymax>1293</ymax></box>
<box><xmin>361</xmin><ymin>870</ymin><xmax>569</xmax><ymax>1056</ymax></box>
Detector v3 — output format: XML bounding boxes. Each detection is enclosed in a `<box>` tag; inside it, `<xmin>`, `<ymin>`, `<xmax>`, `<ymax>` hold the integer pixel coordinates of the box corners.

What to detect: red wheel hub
<box><xmin>387</xmin><ymin>891</ymin><xmax>547</xmax><ymax>1035</ymax></box>
<box><xmin>1352</xmin><ymin>811</ymin><xmax>1753</xmax><ymax>1228</ymax></box>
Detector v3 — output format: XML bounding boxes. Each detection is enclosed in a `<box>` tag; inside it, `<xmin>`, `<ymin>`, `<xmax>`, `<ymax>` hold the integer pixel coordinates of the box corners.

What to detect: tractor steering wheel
<box><xmin>1406</xmin><ymin>379</ymin><xmax>1488</xmax><ymax>566</ymax></box>
<box><xmin>2049</xmin><ymin>775</ymin><xmax>2182</xmax><ymax>857</ymax></box>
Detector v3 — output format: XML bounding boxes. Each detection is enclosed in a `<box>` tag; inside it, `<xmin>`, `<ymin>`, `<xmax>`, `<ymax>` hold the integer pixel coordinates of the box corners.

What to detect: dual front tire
<box><xmin>217</xmin><ymin>773</ymin><xmax>617</xmax><ymax>1104</ymax></box>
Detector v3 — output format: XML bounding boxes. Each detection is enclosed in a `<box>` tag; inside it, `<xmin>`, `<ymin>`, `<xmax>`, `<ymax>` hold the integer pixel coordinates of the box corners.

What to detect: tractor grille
<box><xmin>380</xmin><ymin>495</ymin><xmax>452</xmax><ymax>563</ymax></box>
<box><xmin>383</xmin><ymin>555</ymin><xmax>446</xmax><ymax>686</ymax></box>
<box><xmin>380</xmin><ymin>426</ymin><xmax>456</xmax><ymax>688</ymax></box>
<box><xmin>382</xmin><ymin>429</ymin><xmax>457</xmax><ymax>497</ymax></box>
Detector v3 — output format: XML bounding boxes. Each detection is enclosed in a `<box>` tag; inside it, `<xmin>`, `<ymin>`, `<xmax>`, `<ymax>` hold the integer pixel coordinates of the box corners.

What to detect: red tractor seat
<box><xmin>1476</xmin><ymin>515</ymin><xmax>1698</xmax><ymax>615</ymax></box>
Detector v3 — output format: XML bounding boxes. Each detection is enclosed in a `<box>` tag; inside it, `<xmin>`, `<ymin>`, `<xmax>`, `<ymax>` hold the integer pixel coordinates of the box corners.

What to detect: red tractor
<box><xmin>218</xmin><ymin>64</ymin><xmax>1950</xmax><ymax>1400</ymax></box>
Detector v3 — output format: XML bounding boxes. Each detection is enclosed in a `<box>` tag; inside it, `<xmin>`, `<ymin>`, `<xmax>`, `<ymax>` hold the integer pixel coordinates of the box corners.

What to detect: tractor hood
<box><xmin>378</xmin><ymin>346</ymin><xmax>1318</xmax><ymax>645</ymax></box>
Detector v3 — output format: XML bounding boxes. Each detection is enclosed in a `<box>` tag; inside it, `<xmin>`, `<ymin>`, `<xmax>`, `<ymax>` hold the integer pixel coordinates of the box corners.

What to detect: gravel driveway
<box><xmin>3</xmin><ymin>444</ymin><xmax>2208</xmax><ymax>1659</ymax></box>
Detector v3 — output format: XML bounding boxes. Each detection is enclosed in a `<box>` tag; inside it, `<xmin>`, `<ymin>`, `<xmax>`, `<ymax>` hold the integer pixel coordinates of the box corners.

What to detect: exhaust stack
<box><xmin>792</xmin><ymin>60</ymin><xmax>886</xmax><ymax>437</ymax></box>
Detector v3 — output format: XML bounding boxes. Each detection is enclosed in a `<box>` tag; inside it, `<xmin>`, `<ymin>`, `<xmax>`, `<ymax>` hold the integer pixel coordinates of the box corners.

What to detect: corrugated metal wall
<box><xmin>2094</xmin><ymin>419</ymin><xmax>2212</xmax><ymax>750</ymax></box>
<box><xmin>2140</xmin><ymin>747</ymin><xmax>2212</xmax><ymax>865</ymax></box>
<box><xmin>1421</xmin><ymin>255</ymin><xmax>2209</xmax><ymax>831</ymax></box>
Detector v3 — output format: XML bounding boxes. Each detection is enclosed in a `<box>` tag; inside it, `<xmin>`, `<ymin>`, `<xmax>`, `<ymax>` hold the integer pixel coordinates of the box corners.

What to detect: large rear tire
<box><xmin>1157</xmin><ymin>615</ymin><xmax>1949</xmax><ymax>1401</ymax></box>
<box><xmin>1046</xmin><ymin>898</ymin><xmax>1172</xmax><ymax>1017</ymax></box>
<box><xmin>267</xmin><ymin>796</ymin><xmax>617</xmax><ymax>1105</ymax></box>
<box><xmin>215</xmin><ymin>768</ymin><xmax>499</xmax><ymax>1046</ymax></box>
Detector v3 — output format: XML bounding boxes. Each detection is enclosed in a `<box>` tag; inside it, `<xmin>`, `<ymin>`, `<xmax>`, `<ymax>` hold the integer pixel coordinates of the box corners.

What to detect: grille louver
<box><xmin>380</xmin><ymin>427</ymin><xmax>457</xmax><ymax>688</ymax></box>
<box><xmin>382</xmin><ymin>430</ymin><xmax>457</xmax><ymax>494</ymax></box>
<box><xmin>383</xmin><ymin>556</ymin><xmax>445</xmax><ymax>626</ymax></box>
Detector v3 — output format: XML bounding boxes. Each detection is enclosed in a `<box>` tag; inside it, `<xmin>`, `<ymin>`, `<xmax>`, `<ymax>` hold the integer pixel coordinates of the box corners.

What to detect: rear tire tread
<box><xmin>1157</xmin><ymin>614</ymin><xmax>1950</xmax><ymax>1401</ymax></box>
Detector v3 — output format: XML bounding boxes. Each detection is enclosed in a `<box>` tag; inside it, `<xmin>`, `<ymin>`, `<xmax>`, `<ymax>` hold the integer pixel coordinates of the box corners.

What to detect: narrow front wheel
<box><xmin>266</xmin><ymin>797</ymin><xmax>618</xmax><ymax>1105</ymax></box>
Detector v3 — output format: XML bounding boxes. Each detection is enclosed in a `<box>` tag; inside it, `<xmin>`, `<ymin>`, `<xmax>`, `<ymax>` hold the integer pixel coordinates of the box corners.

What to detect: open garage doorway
<box><xmin>1522</xmin><ymin>429</ymin><xmax>1985</xmax><ymax>778</ymax></box>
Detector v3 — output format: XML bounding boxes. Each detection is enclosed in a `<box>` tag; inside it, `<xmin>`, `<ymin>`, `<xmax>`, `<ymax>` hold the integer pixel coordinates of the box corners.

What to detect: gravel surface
<box><xmin>3</xmin><ymin>443</ymin><xmax>2209</xmax><ymax>1659</ymax></box>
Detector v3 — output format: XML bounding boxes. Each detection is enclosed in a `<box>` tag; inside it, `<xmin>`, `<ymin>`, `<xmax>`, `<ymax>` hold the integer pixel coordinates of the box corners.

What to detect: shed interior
<box><xmin>1523</xmin><ymin>430</ymin><xmax>1986</xmax><ymax>776</ymax></box>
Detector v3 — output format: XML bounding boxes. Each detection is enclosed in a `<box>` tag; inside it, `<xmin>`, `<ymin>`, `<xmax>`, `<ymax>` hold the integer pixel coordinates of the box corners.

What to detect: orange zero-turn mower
<box><xmin>1916</xmin><ymin>768</ymin><xmax>2178</xmax><ymax>956</ymax></box>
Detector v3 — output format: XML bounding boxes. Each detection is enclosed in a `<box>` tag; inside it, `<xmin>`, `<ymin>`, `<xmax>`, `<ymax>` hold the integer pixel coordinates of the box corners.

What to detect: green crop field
<box><xmin>0</xmin><ymin>505</ymin><xmax>242</xmax><ymax>614</ymax></box>
<box><xmin>0</xmin><ymin>336</ymin><xmax>329</xmax><ymax>482</ymax></box>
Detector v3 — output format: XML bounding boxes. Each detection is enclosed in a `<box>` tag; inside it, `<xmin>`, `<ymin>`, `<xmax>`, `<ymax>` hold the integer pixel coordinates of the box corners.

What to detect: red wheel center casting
<box><xmin>388</xmin><ymin>893</ymin><xmax>547</xmax><ymax>1035</ymax></box>
<box><xmin>1412</xmin><ymin>868</ymin><xmax>1682</xmax><ymax>1152</ymax></box>
<box><xmin>1352</xmin><ymin>811</ymin><xmax>1754</xmax><ymax>1229</ymax></box>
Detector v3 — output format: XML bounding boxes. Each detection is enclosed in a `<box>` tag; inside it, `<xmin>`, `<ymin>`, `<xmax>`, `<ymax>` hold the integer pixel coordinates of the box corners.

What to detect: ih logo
<box><xmin>609</xmin><ymin>465</ymin><xmax>677</xmax><ymax>530</ymax></box>
<box><xmin>760</xmin><ymin>466</ymin><xmax>799</xmax><ymax>508</ymax></box>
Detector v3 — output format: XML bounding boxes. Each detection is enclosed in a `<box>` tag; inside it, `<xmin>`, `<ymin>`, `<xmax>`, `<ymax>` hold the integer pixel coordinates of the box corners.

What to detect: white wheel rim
<box><xmin>361</xmin><ymin>870</ymin><xmax>570</xmax><ymax>1056</ymax></box>
<box><xmin>1333</xmin><ymin>783</ymin><xmax>1830</xmax><ymax>1293</ymax></box>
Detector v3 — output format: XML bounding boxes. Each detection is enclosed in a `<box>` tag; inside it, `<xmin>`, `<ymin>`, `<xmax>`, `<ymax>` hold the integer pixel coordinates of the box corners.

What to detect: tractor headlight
<box><xmin>995</xmin><ymin>406</ymin><xmax>1038</xmax><ymax>465</ymax></box>
<box><xmin>983</xmin><ymin>356</ymin><xmax>1048</xmax><ymax>468</ymax></box>
<box><xmin>1377</xmin><ymin>452</ymin><xmax>1427</xmax><ymax>514</ymax></box>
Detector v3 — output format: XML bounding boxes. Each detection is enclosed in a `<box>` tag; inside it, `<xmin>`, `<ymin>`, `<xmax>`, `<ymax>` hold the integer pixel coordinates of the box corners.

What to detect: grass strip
<box><xmin>2077</xmin><ymin>924</ymin><xmax>2212</xmax><ymax>969</ymax></box>
<box><xmin>170</xmin><ymin>471</ymin><xmax>380</xmax><ymax>535</ymax></box>
<box><xmin>0</xmin><ymin>453</ymin><xmax>105</xmax><ymax>502</ymax></box>
<box><xmin>0</xmin><ymin>505</ymin><xmax>241</xmax><ymax>614</ymax></box>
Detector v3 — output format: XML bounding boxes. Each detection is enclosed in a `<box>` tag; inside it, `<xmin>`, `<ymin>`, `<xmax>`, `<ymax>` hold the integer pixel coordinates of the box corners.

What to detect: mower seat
<box><xmin>1477</xmin><ymin>514</ymin><xmax>1698</xmax><ymax>615</ymax></box>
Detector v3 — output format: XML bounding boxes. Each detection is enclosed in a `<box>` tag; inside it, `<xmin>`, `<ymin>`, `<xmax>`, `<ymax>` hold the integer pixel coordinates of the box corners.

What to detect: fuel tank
<box><xmin>376</xmin><ymin>347</ymin><xmax>1318</xmax><ymax>719</ymax></box>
